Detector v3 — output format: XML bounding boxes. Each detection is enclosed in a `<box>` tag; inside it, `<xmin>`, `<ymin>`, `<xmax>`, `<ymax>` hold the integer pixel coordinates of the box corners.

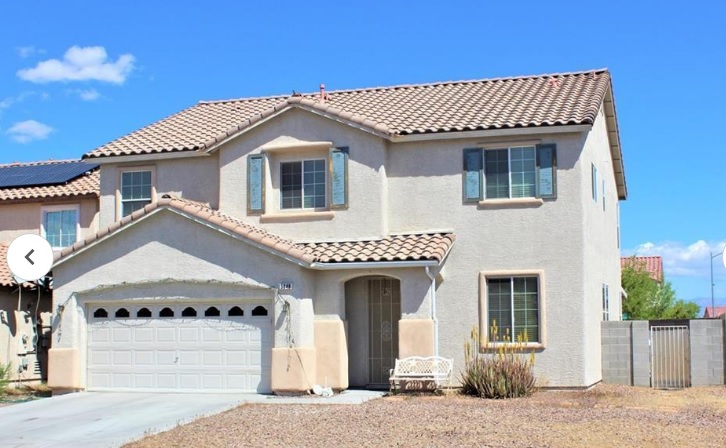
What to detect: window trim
<box><xmin>279</xmin><ymin>158</ymin><xmax>327</xmax><ymax>211</ymax></box>
<box><xmin>40</xmin><ymin>204</ymin><xmax>81</xmax><ymax>249</ymax></box>
<box><xmin>591</xmin><ymin>163</ymin><xmax>598</xmax><ymax>203</ymax></box>
<box><xmin>464</xmin><ymin>144</ymin><xmax>556</xmax><ymax>203</ymax></box>
<box><xmin>117</xmin><ymin>166</ymin><xmax>156</xmax><ymax>220</ymax></box>
<box><xmin>478</xmin><ymin>270</ymin><xmax>546</xmax><ymax>350</ymax></box>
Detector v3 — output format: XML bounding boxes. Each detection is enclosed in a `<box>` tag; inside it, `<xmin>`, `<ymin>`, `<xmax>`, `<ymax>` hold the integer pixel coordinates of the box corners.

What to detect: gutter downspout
<box><xmin>425</xmin><ymin>266</ymin><xmax>439</xmax><ymax>358</ymax></box>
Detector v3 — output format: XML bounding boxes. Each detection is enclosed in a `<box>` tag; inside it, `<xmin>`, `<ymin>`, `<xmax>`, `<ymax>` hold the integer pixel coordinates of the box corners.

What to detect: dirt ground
<box><xmin>126</xmin><ymin>384</ymin><xmax>726</xmax><ymax>448</ymax></box>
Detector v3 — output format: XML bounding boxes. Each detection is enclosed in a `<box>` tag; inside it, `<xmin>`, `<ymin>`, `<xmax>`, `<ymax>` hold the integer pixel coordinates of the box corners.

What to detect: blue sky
<box><xmin>1</xmin><ymin>1</ymin><xmax>725</xmax><ymax>309</ymax></box>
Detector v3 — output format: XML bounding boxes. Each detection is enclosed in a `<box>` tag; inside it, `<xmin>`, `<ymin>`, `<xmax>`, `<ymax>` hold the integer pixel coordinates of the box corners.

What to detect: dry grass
<box><xmin>126</xmin><ymin>384</ymin><xmax>726</xmax><ymax>448</ymax></box>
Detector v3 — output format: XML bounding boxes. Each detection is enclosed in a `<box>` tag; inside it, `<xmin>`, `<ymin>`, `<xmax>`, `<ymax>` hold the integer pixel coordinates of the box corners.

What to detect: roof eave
<box><xmin>390</xmin><ymin>124</ymin><xmax>593</xmax><ymax>143</ymax></box>
<box><xmin>603</xmin><ymin>82</ymin><xmax>627</xmax><ymax>200</ymax></box>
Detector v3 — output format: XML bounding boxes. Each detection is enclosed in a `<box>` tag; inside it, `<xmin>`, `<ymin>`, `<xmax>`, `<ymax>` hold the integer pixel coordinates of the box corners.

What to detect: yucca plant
<box><xmin>460</xmin><ymin>322</ymin><xmax>536</xmax><ymax>398</ymax></box>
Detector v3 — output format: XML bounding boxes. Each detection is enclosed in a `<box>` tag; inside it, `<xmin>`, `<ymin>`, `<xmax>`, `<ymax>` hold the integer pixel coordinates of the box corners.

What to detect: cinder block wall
<box><xmin>602</xmin><ymin>319</ymin><xmax>726</xmax><ymax>388</ymax></box>
<box><xmin>690</xmin><ymin>319</ymin><xmax>725</xmax><ymax>386</ymax></box>
<box><xmin>601</xmin><ymin>321</ymin><xmax>632</xmax><ymax>385</ymax></box>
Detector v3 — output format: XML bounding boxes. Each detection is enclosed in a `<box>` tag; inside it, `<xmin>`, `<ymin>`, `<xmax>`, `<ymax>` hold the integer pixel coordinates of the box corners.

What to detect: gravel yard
<box><xmin>126</xmin><ymin>384</ymin><xmax>726</xmax><ymax>448</ymax></box>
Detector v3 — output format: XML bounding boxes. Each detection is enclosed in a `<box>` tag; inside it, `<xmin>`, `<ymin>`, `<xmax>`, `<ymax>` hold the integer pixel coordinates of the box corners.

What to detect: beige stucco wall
<box><xmin>51</xmin><ymin>209</ymin><xmax>315</xmax><ymax>392</ymax></box>
<box><xmin>217</xmin><ymin>108</ymin><xmax>388</xmax><ymax>241</ymax></box>
<box><xmin>580</xmin><ymin>105</ymin><xmax>624</xmax><ymax>385</ymax></box>
<box><xmin>98</xmin><ymin>155</ymin><xmax>220</xmax><ymax>228</ymax></box>
<box><xmin>0</xmin><ymin>198</ymin><xmax>99</xmax><ymax>244</ymax></box>
<box><xmin>386</xmin><ymin>131</ymin><xmax>599</xmax><ymax>388</ymax></box>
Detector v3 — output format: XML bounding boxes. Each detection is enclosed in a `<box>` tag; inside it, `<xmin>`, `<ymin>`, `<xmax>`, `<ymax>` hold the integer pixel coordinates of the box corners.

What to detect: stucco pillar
<box><xmin>47</xmin><ymin>347</ymin><xmax>81</xmax><ymax>393</ymax></box>
<box><xmin>398</xmin><ymin>318</ymin><xmax>435</xmax><ymax>358</ymax></box>
<box><xmin>271</xmin><ymin>296</ymin><xmax>317</xmax><ymax>394</ymax></box>
<box><xmin>314</xmin><ymin>319</ymin><xmax>349</xmax><ymax>390</ymax></box>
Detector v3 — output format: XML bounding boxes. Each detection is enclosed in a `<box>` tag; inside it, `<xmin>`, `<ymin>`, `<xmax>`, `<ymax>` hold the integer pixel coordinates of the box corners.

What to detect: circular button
<box><xmin>6</xmin><ymin>234</ymin><xmax>54</xmax><ymax>282</ymax></box>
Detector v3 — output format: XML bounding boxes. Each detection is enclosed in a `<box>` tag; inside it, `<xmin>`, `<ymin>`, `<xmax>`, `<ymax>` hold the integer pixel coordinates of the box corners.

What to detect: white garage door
<box><xmin>87</xmin><ymin>302</ymin><xmax>272</xmax><ymax>393</ymax></box>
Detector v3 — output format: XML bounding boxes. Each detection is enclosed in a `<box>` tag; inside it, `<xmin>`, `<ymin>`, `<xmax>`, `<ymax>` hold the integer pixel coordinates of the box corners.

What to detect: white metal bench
<box><xmin>389</xmin><ymin>356</ymin><xmax>453</xmax><ymax>392</ymax></box>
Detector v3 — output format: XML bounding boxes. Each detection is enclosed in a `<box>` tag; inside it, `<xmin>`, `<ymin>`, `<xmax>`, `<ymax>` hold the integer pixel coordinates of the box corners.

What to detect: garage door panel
<box><xmin>157</xmin><ymin>350</ymin><xmax>177</xmax><ymax>366</ymax></box>
<box><xmin>113</xmin><ymin>351</ymin><xmax>132</xmax><ymax>366</ymax></box>
<box><xmin>134</xmin><ymin>350</ymin><xmax>154</xmax><ymax>365</ymax></box>
<box><xmin>134</xmin><ymin>328</ymin><xmax>154</xmax><ymax>342</ymax></box>
<box><xmin>157</xmin><ymin>327</ymin><xmax>176</xmax><ymax>342</ymax></box>
<box><xmin>179</xmin><ymin>327</ymin><xmax>199</xmax><ymax>342</ymax></box>
<box><xmin>87</xmin><ymin>302</ymin><xmax>272</xmax><ymax>393</ymax></box>
<box><xmin>203</xmin><ymin>351</ymin><xmax>223</xmax><ymax>366</ymax></box>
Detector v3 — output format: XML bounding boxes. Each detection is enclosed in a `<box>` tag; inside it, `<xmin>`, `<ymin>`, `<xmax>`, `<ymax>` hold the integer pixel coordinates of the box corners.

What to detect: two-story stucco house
<box><xmin>0</xmin><ymin>160</ymin><xmax>99</xmax><ymax>382</ymax></box>
<box><xmin>47</xmin><ymin>69</ymin><xmax>627</xmax><ymax>394</ymax></box>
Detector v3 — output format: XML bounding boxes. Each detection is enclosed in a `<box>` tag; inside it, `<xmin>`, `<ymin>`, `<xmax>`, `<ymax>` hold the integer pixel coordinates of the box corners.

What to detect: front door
<box><xmin>368</xmin><ymin>277</ymin><xmax>400</xmax><ymax>386</ymax></box>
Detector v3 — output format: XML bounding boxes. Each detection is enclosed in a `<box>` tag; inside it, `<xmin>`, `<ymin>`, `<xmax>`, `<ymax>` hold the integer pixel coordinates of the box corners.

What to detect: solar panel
<box><xmin>0</xmin><ymin>161</ymin><xmax>99</xmax><ymax>189</ymax></box>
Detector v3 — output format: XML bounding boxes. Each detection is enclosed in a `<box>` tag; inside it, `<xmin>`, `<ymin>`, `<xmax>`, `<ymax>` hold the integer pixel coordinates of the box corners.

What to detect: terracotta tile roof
<box><xmin>55</xmin><ymin>195</ymin><xmax>454</xmax><ymax>267</ymax></box>
<box><xmin>301</xmin><ymin>234</ymin><xmax>455</xmax><ymax>263</ymax></box>
<box><xmin>0</xmin><ymin>242</ymin><xmax>12</xmax><ymax>287</ymax></box>
<box><xmin>84</xmin><ymin>69</ymin><xmax>612</xmax><ymax>159</ymax></box>
<box><xmin>621</xmin><ymin>256</ymin><xmax>663</xmax><ymax>282</ymax></box>
<box><xmin>703</xmin><ymin>306</ymin><xmax>726</xmax><ymax>318</ymax></box>
<box><xmin>0</xmin><ymin>160</ymin><xmax>100</xmax><ymax>202</ymax></box>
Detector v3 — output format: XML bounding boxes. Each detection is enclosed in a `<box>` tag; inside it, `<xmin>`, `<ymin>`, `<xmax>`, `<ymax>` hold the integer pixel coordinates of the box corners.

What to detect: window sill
<box><xmin>260</xmin><ymin>210</ymin><xmax>335</xmax><ymax>223</ymax></box>
<box><xmin>477</xmin><ymin>198</ymin><xmax>544</xmax><ymax>209</ymax></box>
<box><xmin>480</xmin><ymin>342</ymin><xmax>545</xmax><ymax>351</ymax></box>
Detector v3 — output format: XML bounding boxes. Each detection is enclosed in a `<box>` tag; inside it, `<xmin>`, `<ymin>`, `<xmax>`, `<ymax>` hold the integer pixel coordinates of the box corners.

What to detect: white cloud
<box><xmin>624</xmin><ymin>240</ymin><xmax>726</xmax><ymax>278</ymax></box>
<box><xmin>17</xmin><ymin>46</ymin><xmax>135</xmax><ymax>84</ymax></box>
<box><xmin>16</xmin><ymin>46</ymin><xmax>44</xmax><ymax>58</ymax></box>
<box><xmin>0</xmin><ymin>91</ymin><xmax>48</xmax><ymax>115</ymax></box>
<box><xmin>79</xmin><ymin>89</ymin><xmax>100</xmax><ymax>101</ymax></box>
<box><xmin>5</xmin><ymin>120</ymin><xmax>54</xmax><ymax>143</ymax></box>
<box><xmin>66</xmin><ymin>88</ymin><xmax>100</xmax><ymax>101</ymax></box>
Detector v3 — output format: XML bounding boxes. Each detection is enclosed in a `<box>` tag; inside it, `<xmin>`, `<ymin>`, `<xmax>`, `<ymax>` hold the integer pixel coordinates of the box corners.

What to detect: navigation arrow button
<box><xmin>25</xmin><ymin>249</ymin><xmax>35</xmax><ymax>265</ymax></box>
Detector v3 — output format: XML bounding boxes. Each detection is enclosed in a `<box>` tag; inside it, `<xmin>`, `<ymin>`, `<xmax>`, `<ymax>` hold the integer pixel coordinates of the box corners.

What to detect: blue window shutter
<box><xmin>463</xmin><ymin>148</ymin><xmax>483</xmax><ymax>202</ymax></box>
<box><xmin>247</xmin><ymin>154</ymin><xmax>265</xmax><ymax>213</ymax></box>
<box><xmin>330</xmin><ymin>147</ymin><xmax>349</xmax><ymax>209</ymax></box>
<box><xmin>536</xmin><ymin>144</ymin><xmax>557</xmax><ymax>199</ymax></box>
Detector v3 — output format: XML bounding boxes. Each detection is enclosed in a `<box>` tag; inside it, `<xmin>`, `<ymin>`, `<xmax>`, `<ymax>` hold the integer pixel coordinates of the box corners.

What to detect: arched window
<box><xmin>205</xmin><ymin>306</ymin><xmax>220</xmax><ymax>317</ymax></box>
<box><xmin>251</xmin><ymin>305</ymin><xmax>268</xmax><ymax>316</ymax></box>
<box><xmin>115</xmin><ymin>308</ymin><xmax>130</xmax><ymax>318</ymax></box>
<box><xmin>182</xmin><ymin>307</ymin><xmax>197</xmax><ymax>317</ymax></box>
<box><xmin>93</xmin><ymin>308</ymin><xmax>108</xmax><ymax>318</ymax></box>
<box><xmin>228</xmin><ymin>306</ymin><xmax>244</xmax><ymax>316</ymax></box>
<box><xmin>137</xmin><ymin>307</ymin><xmax>152</xmax><ymax>318</ymax></box>
<box><xmin>159</xmin><ymin>307</ymin><xmax>174</xmax><ymax>318</ymax></box>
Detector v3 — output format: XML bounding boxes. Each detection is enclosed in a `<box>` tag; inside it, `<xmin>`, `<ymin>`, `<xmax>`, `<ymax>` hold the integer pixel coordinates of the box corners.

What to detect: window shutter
<box><xmin>247</xmin><ymin>154</ymin><xmax>265</xmax><ymax>213</ymax></box>
<box><xmin>330</xmin><ymin>146</ymin><xmax>349</xmax><ymax>209</ymax></box>
<box><xmin>536</xmin><ymin>144</ymin><xmax>557</xmax><ymax>199</ymax></box>
<box><xmin>463</xmin><ymin>148</ymin><xmax>483</xmax><ymax>202</ymax></box>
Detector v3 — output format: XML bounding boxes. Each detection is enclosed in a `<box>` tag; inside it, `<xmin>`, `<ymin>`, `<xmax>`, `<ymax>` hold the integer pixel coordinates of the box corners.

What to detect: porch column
<box><xmin>271</xmin><ymin>294</ymin><xmax>317</xmax><ymax>394</ymax></box>
<box><xmin>398</xmin><ymin>269</ymin><xmax>435</xmax><ymax>358</ymax></box>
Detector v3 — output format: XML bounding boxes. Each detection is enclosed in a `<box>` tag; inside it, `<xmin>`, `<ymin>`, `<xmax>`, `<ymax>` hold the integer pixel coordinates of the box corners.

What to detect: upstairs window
<box><xmin>121</xmin><ymin>170</ymin><xmax>153</xmax><ymax>217</ymax></box>
<box><xmin>602</xmin><ymin>284</ymin><xmax>610</xmax><ymax>321</ymax></box>
<box><xmin>464</xmin><ymin>145</ymin><xmax>556</xmax><ymax>202</ymax></box>
<box><xmin>591</xmin><ymin>164</ymin><xmax>598</xmax><ymax>203</ymax></box>
<box><xmin>280</xmin><ymin>159</ymin><xmax>326</xmax><ymax>209</ymax></box>
<box><xmin>41</xmin><ymin>206</ymin><xmax>79</xmax><ymax>248</ymax></box>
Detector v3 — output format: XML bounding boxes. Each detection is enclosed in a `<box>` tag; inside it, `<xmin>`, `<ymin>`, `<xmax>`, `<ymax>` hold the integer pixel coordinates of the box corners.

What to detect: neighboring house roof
<box><xmin>703</xmin><ymin>306</ymin><xmax>726</xmax><ymax>319</ymax></box>
<box><xmin>0</xmin><ymin>242</ymin><xmax>12</xmax><ymax>287</ymax></box>
<box><xmin>621</xmin><ymin>256</ymin><xmax>663</xmax><ymax>282</ymax></box>
<box><xmin>0</xmin><ymin>160</ymin><xmax>100</xmax><ymax>202</ymax></box>
<box><xmin>55</xmin><ymin>195</ymin><xmax>455</xmax><ymax>267</ymax></box>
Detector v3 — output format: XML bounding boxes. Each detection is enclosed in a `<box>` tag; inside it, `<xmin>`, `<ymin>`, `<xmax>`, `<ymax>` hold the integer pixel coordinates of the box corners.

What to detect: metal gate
<box><xmin>650</xmin><ymin>324</ymin><xmax>691</xmax><ymax>388</ymax></box>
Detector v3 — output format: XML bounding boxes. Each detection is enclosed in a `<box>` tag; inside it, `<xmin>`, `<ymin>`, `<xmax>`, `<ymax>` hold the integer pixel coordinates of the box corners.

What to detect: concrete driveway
<box><xmin>0</xmin><ymin>392</ymin><xmax>245</xmax><ymax>448</ymax></box>
<box><xmin>0</xmin><ymin>390</ymin><xmax>383</xmax><ymax>447</ymax></box>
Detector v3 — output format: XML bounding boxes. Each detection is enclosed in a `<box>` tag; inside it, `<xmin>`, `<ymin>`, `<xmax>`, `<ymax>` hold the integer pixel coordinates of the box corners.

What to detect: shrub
<box><xmin>0</xmin><ymin>363</ymin><xmax>12</xmax><ymax>395</ymax></box>
<box><xmin>460</xmin><ymin>323</ymin><xmax>536</xmax><ymax>399</ymax></box>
